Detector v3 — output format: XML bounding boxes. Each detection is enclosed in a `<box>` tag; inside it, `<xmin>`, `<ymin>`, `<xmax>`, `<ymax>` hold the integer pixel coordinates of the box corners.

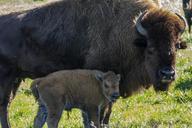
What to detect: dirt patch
<box><xmin>0</xmin><ymin>0</ymin><xmax>61</xmax><ymax>15</ymax></box>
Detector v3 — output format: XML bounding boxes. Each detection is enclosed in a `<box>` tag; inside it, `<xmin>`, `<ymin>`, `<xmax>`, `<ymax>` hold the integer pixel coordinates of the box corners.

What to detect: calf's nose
<box><xmin>111</xmin><ymin>92</ymin><xmax>120</xmax><ymax>99</ymax></box>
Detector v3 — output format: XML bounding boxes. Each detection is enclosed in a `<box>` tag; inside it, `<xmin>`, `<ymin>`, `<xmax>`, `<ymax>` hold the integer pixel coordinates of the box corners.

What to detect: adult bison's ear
<box><xmin>95</xmin><ymin>72</ymin><xmax>104</xmax><ymax>82</ymax></box>
<box><xmin>133</xmin><ymin>38</ymin><xmax>147</xmax><ymax>48</ymax></box>
<box><xmin>176</xmin><ymin>40</ymin><xmax>187</xmax><ymax>49</ymax></box>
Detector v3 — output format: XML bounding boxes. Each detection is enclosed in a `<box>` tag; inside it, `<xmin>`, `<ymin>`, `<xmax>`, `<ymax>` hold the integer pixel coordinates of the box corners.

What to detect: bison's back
<box><xmin>0</xmin><ymin>13</ymin><xmax>25</xmax><ymax>63</ymax></box>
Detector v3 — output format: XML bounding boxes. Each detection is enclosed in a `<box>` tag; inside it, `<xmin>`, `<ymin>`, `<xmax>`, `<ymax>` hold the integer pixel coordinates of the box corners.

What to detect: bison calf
<box><xmin>31</xmin><ymin>69</ymin><xmax>120</xmax><ymax>128</ymax></box>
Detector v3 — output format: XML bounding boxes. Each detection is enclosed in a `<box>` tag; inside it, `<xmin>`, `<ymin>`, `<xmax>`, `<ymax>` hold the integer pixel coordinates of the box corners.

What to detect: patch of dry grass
<box><xmin>0</xmin><ymin>0</ymin><xmax>60</xmax><ymax>15</ymax></box>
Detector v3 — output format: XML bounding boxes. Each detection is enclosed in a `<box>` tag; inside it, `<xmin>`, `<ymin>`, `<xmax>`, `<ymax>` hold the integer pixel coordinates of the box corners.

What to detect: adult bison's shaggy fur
<box><xmin>31</xmin><ymin>69</ymin><xmax>120</xmax><ymax>128</ymax></box>
<box><xmin>0</xmin><ymin>0</ymin><xmax>187</xmax><ymax>127</ymax></box>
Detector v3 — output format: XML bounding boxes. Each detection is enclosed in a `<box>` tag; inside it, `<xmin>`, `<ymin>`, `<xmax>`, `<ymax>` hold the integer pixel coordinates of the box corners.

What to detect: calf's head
<box><xmin>134</xmin><ymin>9</ymin><xmax>187</xmax><ymax>91</ymax></box>
<box><xmin>95</xmin><ymin>71</ymin><xmax>120</xmax><ymax>102</ymax></box>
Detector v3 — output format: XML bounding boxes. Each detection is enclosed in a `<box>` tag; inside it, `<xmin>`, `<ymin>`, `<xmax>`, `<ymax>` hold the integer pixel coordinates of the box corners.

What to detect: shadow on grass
<box><xmin>175</xmin><ymin>79</ymin><xmax>192</xmax><ymax>91</ymax></box>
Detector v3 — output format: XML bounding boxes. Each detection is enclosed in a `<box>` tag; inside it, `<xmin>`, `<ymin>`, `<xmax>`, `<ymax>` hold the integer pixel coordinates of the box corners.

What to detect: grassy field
<box><xmin>0</xmin><ymin>1</ymin><xmax>192</xmax><ymax>128</ymax></box>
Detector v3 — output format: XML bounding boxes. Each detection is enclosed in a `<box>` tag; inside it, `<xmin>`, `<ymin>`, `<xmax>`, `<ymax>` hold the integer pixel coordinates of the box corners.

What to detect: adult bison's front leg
<box><xmin>100</xmin><ymin>103</ymin><xmax>113</xmax><ymax>128</ymax></box>
<box><xmin>0</xmin><ymin>102</ymin><xmax>10</xmax><ymax>128</ymax></box>
<box><xmin>0</xmin><ymin>65</ymin><xmax>20</xmax><ymax>128</ymax></box>
<box><xmin>0</xmin><ymin>84</ymin><xmax>12</xmax><ymax>128</ymax></box>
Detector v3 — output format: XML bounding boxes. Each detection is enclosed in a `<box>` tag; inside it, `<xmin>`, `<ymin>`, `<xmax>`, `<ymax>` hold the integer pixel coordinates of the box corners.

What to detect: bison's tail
<box><xmin>31</xmin><ymin>79</ymin><xmax>41</xmax><ymax>101</ymax></box>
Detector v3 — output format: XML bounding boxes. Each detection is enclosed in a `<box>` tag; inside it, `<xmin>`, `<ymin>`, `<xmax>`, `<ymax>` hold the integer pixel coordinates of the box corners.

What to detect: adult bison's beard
<box><xmin>153</xmin><ymin>82</ymin><xmax>171</xmax><ymax>91</ymax></box>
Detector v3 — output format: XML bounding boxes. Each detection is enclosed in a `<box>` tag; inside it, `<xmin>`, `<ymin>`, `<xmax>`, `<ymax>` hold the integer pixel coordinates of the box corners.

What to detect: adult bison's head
<box><xmin>134</xmin><ymin>9</ymin><xmax>187</xmax><ymax>91</ymax></box>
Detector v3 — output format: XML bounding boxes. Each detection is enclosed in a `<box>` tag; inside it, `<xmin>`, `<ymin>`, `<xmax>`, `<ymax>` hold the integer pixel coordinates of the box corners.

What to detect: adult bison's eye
<box><xmin>133</xmin><ymin>38</ymin><xmax>147</xmax><ymax>48</ymax></box>
<box><xmin>175</xmin><ymin>41</ymin><xmax>187</xmax><ymax>50</ymax></box>
<box><xmin>175</xmin><ymin>43</ymin><xmax>180</xmax><ymax>51</ymax></box>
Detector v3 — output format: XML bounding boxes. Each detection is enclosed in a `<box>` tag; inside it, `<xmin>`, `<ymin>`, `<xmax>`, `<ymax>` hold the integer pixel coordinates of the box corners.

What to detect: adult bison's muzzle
<box><xmin>158</xmin><ymin>67</ymin><xmax>175</xmax><ymax>83</ymax></box>
<box><xmin>154</xmin><ymin>67</ymin><xmax>175</xmax><ymax>91</ymax></box>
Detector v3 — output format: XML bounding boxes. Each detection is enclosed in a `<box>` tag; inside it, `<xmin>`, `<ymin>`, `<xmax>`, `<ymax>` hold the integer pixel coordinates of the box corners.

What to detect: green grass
<box><xmin>6</xmin><ymin>35</ymin><xmax>192</xmax><ymax>128</ymax></box>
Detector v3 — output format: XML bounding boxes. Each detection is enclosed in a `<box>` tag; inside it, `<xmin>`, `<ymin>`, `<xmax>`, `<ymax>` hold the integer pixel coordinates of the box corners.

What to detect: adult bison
<box><xmin>0</xmin><ymin>0</ymin><xmax>187</xmax><ymax>127</ymax></box>
<box><xmin>183</xmin><ymin>0</ymin><xmax>192</xmax><ymax>33</ymax></box>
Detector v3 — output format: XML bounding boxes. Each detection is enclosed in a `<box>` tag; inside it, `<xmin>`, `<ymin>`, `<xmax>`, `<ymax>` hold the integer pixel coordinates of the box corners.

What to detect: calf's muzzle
<box><xmin>111</xmin><ymin>92</ymin><xmax>120</xmax><ymax>102</ymax></box>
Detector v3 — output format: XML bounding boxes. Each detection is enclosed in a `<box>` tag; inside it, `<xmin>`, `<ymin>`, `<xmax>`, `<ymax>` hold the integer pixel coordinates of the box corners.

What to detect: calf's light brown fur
<box><xmin>31</xmin><ymin>69</ymin><xmax>120</xmax><ymax>128</ymax></box>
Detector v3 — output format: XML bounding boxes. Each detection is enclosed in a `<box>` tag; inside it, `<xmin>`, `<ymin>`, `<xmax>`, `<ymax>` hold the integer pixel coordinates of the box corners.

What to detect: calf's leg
<box><xmin>33</xmin><ymin>103</ymin><xmax>48</xmax><ymax>128</ymax></box>
<box><xmin>87</xmin><ymin>107</ymin><xmax>100</xmax><ymax>128</ymax></box>
<box><xmin>46</xmin><ymin>105</ymin><xmax>63</xmax><ymax>128</ymax></box>
<box><xmin>81</xmin><ymin>111</ymin><xmax>90</xmax><ymax>128</ymax></box>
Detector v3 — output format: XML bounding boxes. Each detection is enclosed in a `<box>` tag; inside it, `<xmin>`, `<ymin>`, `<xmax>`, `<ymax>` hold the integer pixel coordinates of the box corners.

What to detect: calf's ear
<box><xmin>95</xmin><ymin>73</ymin><xmax>104</xmax><ymax>82</ymax></box>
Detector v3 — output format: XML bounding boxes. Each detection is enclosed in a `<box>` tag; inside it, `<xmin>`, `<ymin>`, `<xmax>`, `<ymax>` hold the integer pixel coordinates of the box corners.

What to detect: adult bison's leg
<box><xmin>0</xmin><ymin>85</ymin><xmax>13</xmax><ymax>128</ymax></box>
<box><xmin>100</xmin><ymin>103</ymin><xmax>112</xmax><ymax>127</ymax></box>
<box><xmin>10</xmin><ymin>78</ymin><xmax>22</xmax><ymax>100</ymax></box>
<box><xmin>0</xmin><ymin>97</ymin><xmax>10</xmax><ymax>128</ymax></box>
<box><xmin>186</xmin><ymin>15</ymin><xmax>192</xmax><ymax>33</ymax></box>
<box><xmin>189</xmin><ymin>21</ymin><xmax>191</xmax><ymax>33</ymax></box>
<box><xmin>0</xmin><ymin>65</ymin><xmax>19</xmax><ymax>128</ymax></box>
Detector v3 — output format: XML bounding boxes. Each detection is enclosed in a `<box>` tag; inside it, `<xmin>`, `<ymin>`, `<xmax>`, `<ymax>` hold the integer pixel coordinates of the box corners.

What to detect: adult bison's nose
<box><xmin>159</xmin><ymin>67</ymin><xmax>175</xmax><ymax>83</ymax></box>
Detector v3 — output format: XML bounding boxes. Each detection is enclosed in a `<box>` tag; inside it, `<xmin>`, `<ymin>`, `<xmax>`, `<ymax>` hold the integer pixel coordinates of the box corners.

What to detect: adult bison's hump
<box><xmin>21</xmin><ymin>0</ymin><xmax>90</xmax><ymax>55</ymax></box>
<box><xmin>17</xmin><ymin>1</ymin><xmax>91</xmax><ymax>77</ymax></box>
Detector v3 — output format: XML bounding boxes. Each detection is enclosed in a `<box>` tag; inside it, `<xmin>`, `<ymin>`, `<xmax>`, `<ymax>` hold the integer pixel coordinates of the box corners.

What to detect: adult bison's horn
<box><xmin>136</xmin><ymin>11</ymin><xmax>148</xmax><ymax>37</ymax></box>
<box><xmin>175</xmin><ymin>13</ymin><xmax>187</xmax><ymax>33</ymax></box>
